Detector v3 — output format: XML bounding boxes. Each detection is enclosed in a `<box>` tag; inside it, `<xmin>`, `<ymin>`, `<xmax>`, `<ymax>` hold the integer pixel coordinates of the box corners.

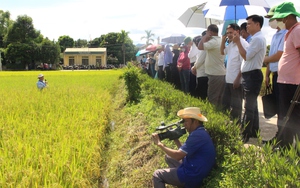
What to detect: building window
<box><xmin>96</xmin><ymin>56</ymin><xmax>102</xmax><ymax>66</ymax></box>
<box><xmin>69</xmin><ymin>56</ymin><xmax>75</xmax><ymax>65</ymax></box>
<box><xmin>82</xmin><ymin>56</ymin><xmax>89</xmax><ymax>65</ymax></box>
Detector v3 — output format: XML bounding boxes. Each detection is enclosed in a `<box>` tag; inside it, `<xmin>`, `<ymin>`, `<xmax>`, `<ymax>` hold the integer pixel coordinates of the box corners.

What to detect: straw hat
<box><xmin>177</xmin><ymin>107</ymin><xmax>207</xmax><ymax>122</ymax></box>
<box><xmin>38</xmin><ymin>74</ymin><xmax>44</xmax><ymax>78</ymax></box>
<box><xmin>172</xmin><ymin>44</ymin><xmax>179</xmax><ymax>50</ymax></box>
<box><xmin>156</xmin><ymin>45</ymin><xmax>163</xmax><ymax>50</ymax></box>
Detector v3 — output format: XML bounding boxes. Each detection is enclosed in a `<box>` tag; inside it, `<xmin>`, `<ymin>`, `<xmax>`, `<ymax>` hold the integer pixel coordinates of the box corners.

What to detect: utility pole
<box><xmin>122</xmin><ymin>43</ymin><xmax>125</xmax><ymax>65</ymax></box>
<box><xmin>0</xmin><ymin>50</ymin><xmax>2</xmax><ymax>71</ymax></box>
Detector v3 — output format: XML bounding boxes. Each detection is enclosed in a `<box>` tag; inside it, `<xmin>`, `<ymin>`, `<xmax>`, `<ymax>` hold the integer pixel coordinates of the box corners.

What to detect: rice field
<box><xmin>0</xmin><ymin>70</ymin><xmax>123</xmax><ymax>187</ymax></box>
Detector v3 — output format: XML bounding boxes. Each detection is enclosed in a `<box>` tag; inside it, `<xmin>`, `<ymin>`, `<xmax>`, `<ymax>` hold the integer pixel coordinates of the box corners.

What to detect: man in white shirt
<box><xmin>157</xmin><ymin>45</ymin><xmax>165</xmax><ymax>80</ymax></box>
<box><xmin>232</xmin><ymin>15</ymin><xmax>266</xmax><ymax>142</ymax></box>
<box><xmin>191</xmin><ymin>31</ymin><xmax>208</xmax><ymax>100</ymax></box>
<box><xmin>188</xmin><ymin>37</ymin><xmax>199</xmax><ymax>97</ymax></box>
<box><xmin>221</xmin><ymin>23</ymin><xmax>249</xmax><ymax>124</ymax></box>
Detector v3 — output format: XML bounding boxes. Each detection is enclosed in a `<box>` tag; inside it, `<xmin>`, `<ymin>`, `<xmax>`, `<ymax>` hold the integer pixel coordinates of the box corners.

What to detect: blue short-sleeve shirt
<box><xmin>37</xmin><ymin>80</ymin><xmax>47</xmax><ymax>90</ymax></box>
<box><xmin>177</xmin><ymin>126</ymin><xmax>216</xmax><ymax>187</ymax></box>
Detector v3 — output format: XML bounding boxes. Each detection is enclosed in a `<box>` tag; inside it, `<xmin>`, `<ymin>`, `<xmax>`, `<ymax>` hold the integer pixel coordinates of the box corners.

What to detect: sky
<box><xmin>1</xmin><ymin>0</ymin><xmax>300</xmax><ymax>45</ymax></box>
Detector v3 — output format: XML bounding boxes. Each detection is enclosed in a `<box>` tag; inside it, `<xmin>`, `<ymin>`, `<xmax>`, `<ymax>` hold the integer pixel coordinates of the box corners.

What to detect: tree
<box><xmin>74</xmin><ymin>39</ymin><xmax>88</xmax><ymax>48</ymax></box>
<box><xmin>99</xmin><ymin>32</ymin><xmax>135</xmax><ymax>66</ymax></box>
<box><xmin>58</xmin><ymin>35</ymin><xmax>74</xmax><ymax>52</ymax></box>
<box><xmin>4</xmin><ymin>15</ymin><xmax>41</xmax><ymax>69</ymax></box>
<box><xmin>5</xmin><ymin>15</ymin><xmax>40</xmax><ymax>44</ymax></box>
<box><xmin>0</xmin><ymin>10</ymin><xmax>12</xmax><ymax>48</ymax></box>
<box><xmin>141</xmin><ymin>30</ymin><xmax>155</xmax><ymax>45</ymax></box>
<box><xmin>89</xmin><ymin>36</ymin><xmax>104</xmax><ymax>48</ymax></box>
<box><xmin>5</xmin><ymin>42</ymin><xmax>37</xmax><ymax>69</ymax></box>
<box><xmin>0</xmin><ymin>10</ymin><xmax>12</xmax><ymax>70</ymax></box>
<box><xmin>37</xmin><ymin>38</ymin><xmax>60</xmax><ymax>67</ymax></box>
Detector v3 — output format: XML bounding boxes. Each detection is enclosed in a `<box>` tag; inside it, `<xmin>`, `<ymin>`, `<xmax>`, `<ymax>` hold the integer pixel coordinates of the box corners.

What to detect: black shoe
<box><xmin>242</xmin><ymin>134</ymin><xmax>250</xmax><ymax>143</ymax></box>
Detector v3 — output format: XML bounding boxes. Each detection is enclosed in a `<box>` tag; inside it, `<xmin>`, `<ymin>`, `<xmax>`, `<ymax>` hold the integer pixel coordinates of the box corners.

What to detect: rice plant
<box><xmin>0</xmin><ymin>70</ymin><xmax>122</xmax><ymax>187</ymax></box>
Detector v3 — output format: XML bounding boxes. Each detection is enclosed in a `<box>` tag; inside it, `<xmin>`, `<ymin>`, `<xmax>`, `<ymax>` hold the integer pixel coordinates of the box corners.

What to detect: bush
<box><xmin>121</xmin><ymin>62</ymin><xmax>142</xmax><ymax>103</ymax></box>
<box><xmin>109</xmin><ymin>66</ymin><xmax>300</xmax><ymax>188</ymax></box>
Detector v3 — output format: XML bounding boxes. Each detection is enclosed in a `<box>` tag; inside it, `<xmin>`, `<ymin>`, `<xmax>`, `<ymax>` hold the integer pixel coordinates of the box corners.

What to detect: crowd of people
<box><xmin>150</xmin><ymin>2</ymin><xmax>300</xmax><ymax>187</ymax></box>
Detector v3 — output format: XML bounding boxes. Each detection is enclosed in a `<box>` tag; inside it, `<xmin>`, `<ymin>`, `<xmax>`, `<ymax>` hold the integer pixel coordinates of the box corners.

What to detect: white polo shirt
<box><xmin>224</xmin><ymin>37</ymin><xmax>249</xmax><ymax>83</ymax></box>
<box><xmin>241</xmin><ymin>31</ymin><xmax>266</xmax><ymax>73</ymax></box>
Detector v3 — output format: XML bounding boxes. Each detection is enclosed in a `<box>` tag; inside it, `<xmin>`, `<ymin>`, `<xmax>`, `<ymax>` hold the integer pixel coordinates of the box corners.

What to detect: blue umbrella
<box><xmin>219</xmin><ymin>0</ymin><xmax>269</xmax><ymax>7</ymax></box>
<box><xmin>203</xmin><ymin>0</ymin><xmax>270</xmax><ymax>21</ymax></box>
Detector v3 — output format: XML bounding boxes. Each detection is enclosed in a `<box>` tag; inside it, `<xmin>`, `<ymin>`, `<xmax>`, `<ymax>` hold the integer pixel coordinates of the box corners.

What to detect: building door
<box><xmin>82</xmin><ymin>56</ymin><xmax>89</xmax><ymax>65</ymax></box>
<box><xmin>96</xmin><ymin>56</ymin><xmax>102</xmax><ymax>68</ymax></box>
<box><xmin>69</xmin><ymin>56</ymin><xmax>75</xmax><ymax>65</ymax></box>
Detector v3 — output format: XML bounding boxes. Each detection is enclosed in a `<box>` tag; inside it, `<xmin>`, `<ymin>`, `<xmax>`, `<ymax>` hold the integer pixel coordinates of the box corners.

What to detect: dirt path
<box><xmin>246</xmin><ymin>96</ymin><xmax>278</xmax><ymax>145</ymax></box>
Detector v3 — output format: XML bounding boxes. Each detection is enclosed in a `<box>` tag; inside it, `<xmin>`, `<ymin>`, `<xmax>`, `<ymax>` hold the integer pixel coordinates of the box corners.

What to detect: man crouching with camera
<box><xmin>152</xmin><ymin>107</ymin><xmax>216</xmax><ymax>188</ymax></box>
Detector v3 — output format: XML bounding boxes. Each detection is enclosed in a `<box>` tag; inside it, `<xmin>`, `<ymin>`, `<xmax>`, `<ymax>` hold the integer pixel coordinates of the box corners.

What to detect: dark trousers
<box><xmin>241</xmin><ymin>69</ymin><xmax>263</xmax><ymax>139</ymax></box>
<box><xmin>222</xmin><ymin>83</ymin><xmax>243</xmax><ymax>123</ymax></box>
<box><xmin>165</xmin><ymin>66</ymin><xmax>172</xmax><ymax>83</ymax></box>
<box><xmin>272</xmin><ymin>72</ymin><xmax>279</xmax><ymax>115</ymax></box>
<box><xmin>195</xmin><ymin>76</ymin><xmax>208</xmax><ymax>100</ymax></box>
<box><xmin>170</xmin><ymin>65</ymin><xmax>181</xmax><ymax>90</ymax></box>
<box><xmin>150</xmin><ymin>63</ymin><xmax>156</xmax><ymax>78</ymax></box>
<box><xmin>158</xmin><ymin>66</ymin><xmax>165</xmax><ymax>80</ymax></box>
<box><xmin>189</xmin><ymin>63</ymin><xmax>197</xmax><ymax>97</ymax></box>
<box><xmin>179</xmin><ymin>69</ymin><xmax>190</xmax><ymax>93</ymax></box>
<box><xmin>277</xmin><ymin>83</ymin><xmax>300</xmax><ymax>147</ymax></box>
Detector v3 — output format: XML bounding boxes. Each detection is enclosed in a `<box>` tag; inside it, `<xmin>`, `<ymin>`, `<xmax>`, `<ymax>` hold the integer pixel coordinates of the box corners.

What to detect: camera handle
<box><xmin>156</xmin><ymin>119</ymin><xmax>183</xmax><ymax>131</ymax></box>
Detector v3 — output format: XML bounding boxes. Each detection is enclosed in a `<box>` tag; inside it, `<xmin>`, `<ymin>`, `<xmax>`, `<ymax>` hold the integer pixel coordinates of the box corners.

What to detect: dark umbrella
<box><xmin>161</xmin><ymin>34</ymin><xmax>186</xmax><ymax>44</ymax></box>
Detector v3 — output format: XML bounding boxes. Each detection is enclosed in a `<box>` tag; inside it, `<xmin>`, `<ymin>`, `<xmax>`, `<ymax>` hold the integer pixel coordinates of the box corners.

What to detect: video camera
<box><xmin>155</xmin><ymin>119</ymin><xmax>186</xmax><ymax>141</ymax></box>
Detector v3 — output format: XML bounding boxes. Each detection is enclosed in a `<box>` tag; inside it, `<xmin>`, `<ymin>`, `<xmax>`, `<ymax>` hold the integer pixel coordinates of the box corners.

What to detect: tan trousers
<box><xmin>152</xmin><ymin>155</ymin><xmax>185</xmax><ymax>188</ymax></box>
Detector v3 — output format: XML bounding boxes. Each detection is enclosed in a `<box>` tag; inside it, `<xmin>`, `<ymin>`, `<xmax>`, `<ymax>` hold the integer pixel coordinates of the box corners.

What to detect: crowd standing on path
<box><xmin>145</xmin><ymin>2</ymin><xmax>300</xmax><ymax>187</ymax></box>
<box><xmin>142</xmin><ymin>2</ymin><xmax>300</xmax><ymax>148</ymax></box>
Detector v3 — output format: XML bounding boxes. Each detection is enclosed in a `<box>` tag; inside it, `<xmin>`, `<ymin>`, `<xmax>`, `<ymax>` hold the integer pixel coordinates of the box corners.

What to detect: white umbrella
<box><xmin>178</xmin><ymin>2</ymin><xmax>223</xmax><ymax>28</ymax></box>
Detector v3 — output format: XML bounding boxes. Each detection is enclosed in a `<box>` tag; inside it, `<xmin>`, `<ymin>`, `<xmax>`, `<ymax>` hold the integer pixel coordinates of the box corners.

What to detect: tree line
<box><xmin>0</xmin><ymin>10</ymin><xmax>137</xmax><ymax>70</ymax></box>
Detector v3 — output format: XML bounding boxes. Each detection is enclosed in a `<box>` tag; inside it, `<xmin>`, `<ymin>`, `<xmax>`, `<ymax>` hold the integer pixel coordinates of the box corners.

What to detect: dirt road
<box><xmin>247</xmin><ymin>96</ymin><xmax>278</xmax><ymax>144</ymax></box>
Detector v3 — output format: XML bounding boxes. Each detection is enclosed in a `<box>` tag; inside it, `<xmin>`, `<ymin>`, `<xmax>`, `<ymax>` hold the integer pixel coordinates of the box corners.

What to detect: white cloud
<box><xmin>2</xmin><ymin>0</ymin><xmax>300</xmax><ymax>45</ymax></box>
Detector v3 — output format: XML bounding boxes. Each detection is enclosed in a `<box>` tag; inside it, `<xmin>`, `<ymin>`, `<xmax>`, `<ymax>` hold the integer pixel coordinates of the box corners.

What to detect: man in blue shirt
<box><xmin>152</xmin><ymin>107</ymin><xmax>216</xmax><ymax>188</ymax></box>
<box><xmin>240</xmin><ymin>22</ymin><xmax>252</xmax><ymax>43</ymax></box>
<box><xmin>36</xmin><ymin>73</ymin><xmax>48</xmax><ymax>90</ymax></box>
<box><xmin>264</xmin><ymin>6</ymin><xmax>288</xmax><ymax>119</ymax></box>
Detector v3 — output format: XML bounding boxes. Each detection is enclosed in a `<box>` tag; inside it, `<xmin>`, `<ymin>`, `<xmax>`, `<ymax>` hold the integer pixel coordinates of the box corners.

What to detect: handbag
<box><xmin>261</xmin><ymin>85</ymin><xmax>276</xmax><ymax>119</ymax></box>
